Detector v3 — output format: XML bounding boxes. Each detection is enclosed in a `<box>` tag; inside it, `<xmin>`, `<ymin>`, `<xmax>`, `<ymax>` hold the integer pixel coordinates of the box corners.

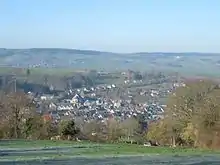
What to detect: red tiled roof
<box><xmin>42</xmin><ymin>114</ymin><xmax>52</xmax><ymax>121</ymax></box>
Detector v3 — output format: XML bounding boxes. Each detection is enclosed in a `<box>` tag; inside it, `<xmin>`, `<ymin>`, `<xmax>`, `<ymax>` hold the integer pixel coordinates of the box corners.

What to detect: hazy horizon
<box><xmin>1</xmin><ymin>47</ymin><xmax>220</xmax><ymax>54</ymax></box>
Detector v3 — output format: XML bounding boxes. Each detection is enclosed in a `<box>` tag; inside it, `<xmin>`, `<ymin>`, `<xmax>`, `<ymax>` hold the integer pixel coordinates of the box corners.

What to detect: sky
<box><xmin>0</xmin><ymin>0</ymin><xmax>220</xmax><ymax>53</ymax></box>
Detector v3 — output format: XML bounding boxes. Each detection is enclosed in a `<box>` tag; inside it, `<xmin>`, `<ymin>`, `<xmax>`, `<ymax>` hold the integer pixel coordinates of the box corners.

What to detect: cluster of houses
<box><xmin>30</xmin><ymin>81</ymin><xmax>186</xmax><ymax>124</ymax></box>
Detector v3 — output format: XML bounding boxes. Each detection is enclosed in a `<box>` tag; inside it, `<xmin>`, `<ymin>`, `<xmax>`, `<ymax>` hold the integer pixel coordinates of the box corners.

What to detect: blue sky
<box><xmin>0</xmin><ymin>0</ymin><xmax>220</xmax><ymax>52</ymax></box>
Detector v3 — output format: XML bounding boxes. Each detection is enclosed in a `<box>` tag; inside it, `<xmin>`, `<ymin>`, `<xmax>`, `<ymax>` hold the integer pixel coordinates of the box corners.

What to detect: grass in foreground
<box><xmin>0</xmin><ymin>140</ymin><xmax>220</xmax><ymax>162</ymax></box>
<box><xmin>0</xmin><ymin>140</ymin><xmax>83</xmax><ymax>149</ymax></box>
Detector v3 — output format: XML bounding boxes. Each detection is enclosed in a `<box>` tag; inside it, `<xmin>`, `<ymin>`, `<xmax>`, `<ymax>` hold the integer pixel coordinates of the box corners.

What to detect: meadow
<box><xmin>1</xmin><ymin>140</ymin><xmax>220</xmax><ymax>164</ymax></box>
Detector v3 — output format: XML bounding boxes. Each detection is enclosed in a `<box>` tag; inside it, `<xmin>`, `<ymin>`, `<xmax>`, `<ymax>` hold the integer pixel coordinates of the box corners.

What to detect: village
<box><xmin>28</xmin><ymin>72</ymin><xmax>186</xmax><ymax>125</ymax></box>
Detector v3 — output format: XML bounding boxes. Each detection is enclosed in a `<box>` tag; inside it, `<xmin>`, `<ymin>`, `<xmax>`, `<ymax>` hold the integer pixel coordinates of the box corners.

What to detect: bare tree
<box><xmin>121</xmin><ymin>117</ymin><xmax>139</xmax><ymax>143</ymax></box>
<box><xmin>0</xmin><ymin>91</ymin><xmax>36</xmax><ymax>138</ymax></box>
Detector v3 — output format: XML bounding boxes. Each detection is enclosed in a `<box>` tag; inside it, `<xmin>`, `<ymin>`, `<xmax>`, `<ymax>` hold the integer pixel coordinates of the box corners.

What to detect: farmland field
<box><xmin>0</xmin><ymin>140</ymin><xmax>220</xmax><ymax>164</ymax></box>
<box><xmin>2</xmin><ymin>49</ymin><xmax>220</xmax><ymax>78</ymax></box>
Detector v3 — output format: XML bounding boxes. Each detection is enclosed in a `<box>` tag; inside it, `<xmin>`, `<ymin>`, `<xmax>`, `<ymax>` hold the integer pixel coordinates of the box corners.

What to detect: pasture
<box><xmin>1</xmin><ymin>140</ymin><xmax>220</xmax><ymax>164</ymax></box>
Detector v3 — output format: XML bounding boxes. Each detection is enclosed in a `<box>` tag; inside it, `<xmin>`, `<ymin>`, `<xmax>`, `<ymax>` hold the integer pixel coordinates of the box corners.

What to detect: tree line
<box><xmin>1</xmin><ymin>79</ymin><xmax>220</xmax><ymax>149</ymax></box>
<box><xmin>147</xmin><ymin>79</ymin><xmax>220</xmax><ymax>149</ymax></box>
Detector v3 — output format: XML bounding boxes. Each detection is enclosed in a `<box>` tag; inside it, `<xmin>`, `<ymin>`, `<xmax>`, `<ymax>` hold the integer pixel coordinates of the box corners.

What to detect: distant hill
<box><xmin>0</xmin><ymin>48</ymin><xmax>220</xmax><ymax>77</ymax></box>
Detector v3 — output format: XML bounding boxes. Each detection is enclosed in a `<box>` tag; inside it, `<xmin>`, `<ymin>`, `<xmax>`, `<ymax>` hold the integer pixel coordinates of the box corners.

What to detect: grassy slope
<box><xmin>0</xmin><ymin>65</ymin><xmax>220</xmax><ymax>82</ymax></box>
<box><xmin>0</xmin><ymin>140</ymin><xmax>219</xmax><ymax>162</ymax></box>
<box><xmin>0</xmin><ymin>67</ymin><xmax>86</xmax><ymax>76</ymax></box>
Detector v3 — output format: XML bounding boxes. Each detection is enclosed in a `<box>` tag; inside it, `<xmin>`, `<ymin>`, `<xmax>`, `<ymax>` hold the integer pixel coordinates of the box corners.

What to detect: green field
<box><xmin>0</xmin><ymin>140</ymin><xmax>219</xmax><ymax>162</ymax></box>
<box><xmin>0</xmin><ymin>67</ymin><xmax>86</xmax><ymax>76</ymax></box>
